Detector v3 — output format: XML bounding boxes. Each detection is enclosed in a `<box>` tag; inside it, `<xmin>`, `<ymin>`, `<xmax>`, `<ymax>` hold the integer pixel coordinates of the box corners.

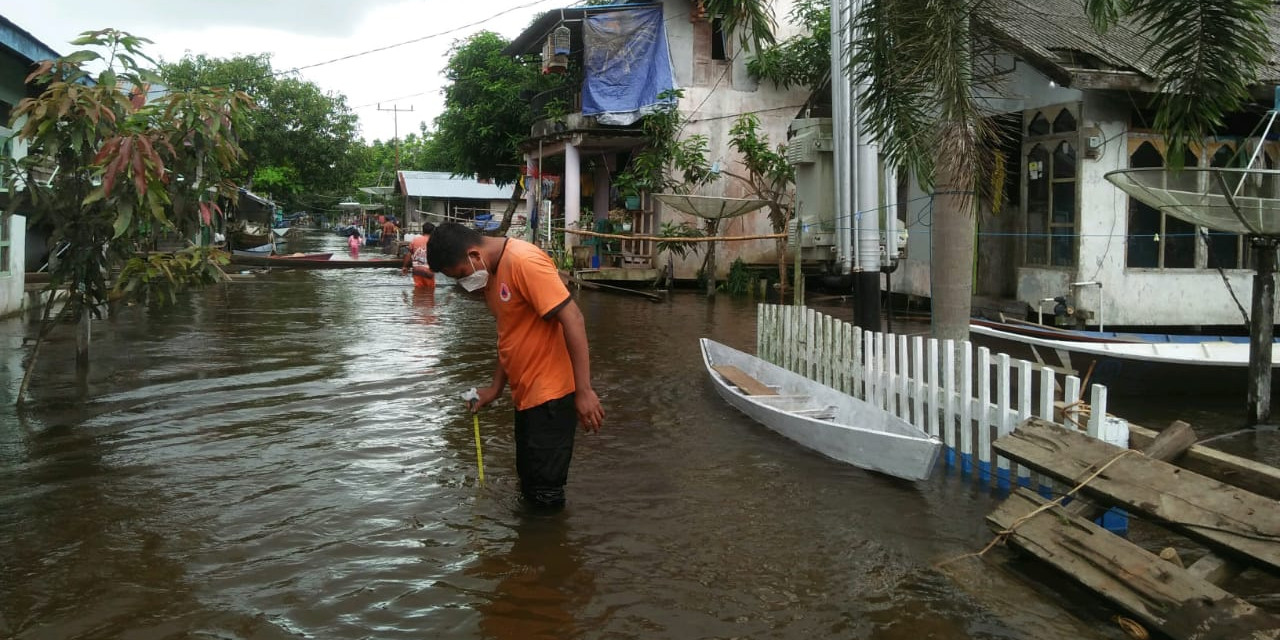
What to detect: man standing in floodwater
<box><xmin>401</xmin><ymin>222</ymin><xmax>436</xmax><ymax>290</ymax></box>
<box><xmin>427</xmin><ymin>222</ymin><xmax>604</xmax><ymax>509</ymax></box>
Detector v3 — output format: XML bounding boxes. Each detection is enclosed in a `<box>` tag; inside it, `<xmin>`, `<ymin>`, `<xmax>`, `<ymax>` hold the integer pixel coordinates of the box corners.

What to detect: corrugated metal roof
<box><xmin>397</xmin><ymin>171</ymin><xmax>513</xmax><ymax>200</ymax></box>
<box><xmin>985</xmin><ymin>0</ymin><xmax>1280</xmax><ymax>84</ymax></box>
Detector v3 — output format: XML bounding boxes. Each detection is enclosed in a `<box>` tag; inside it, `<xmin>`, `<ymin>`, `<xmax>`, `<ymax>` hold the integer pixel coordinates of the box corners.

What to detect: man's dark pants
<box><xmin>513</xmin><ymin>392</ymin><xmax>577</xmax><ymax>509</ymax></box>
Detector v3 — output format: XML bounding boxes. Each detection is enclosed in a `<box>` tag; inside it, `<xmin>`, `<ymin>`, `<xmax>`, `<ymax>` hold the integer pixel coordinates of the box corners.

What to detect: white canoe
<box><xmin>700</xmin><ymin>338</ymin><xmax>942</xmax><ymax>481</ymax></box>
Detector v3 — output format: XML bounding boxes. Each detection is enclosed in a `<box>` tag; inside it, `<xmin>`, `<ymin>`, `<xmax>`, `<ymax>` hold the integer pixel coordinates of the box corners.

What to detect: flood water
<box><xmin>1</xmin><ymin>230</ymin><xmax>1270</xmax><ymax>639</ymax></box>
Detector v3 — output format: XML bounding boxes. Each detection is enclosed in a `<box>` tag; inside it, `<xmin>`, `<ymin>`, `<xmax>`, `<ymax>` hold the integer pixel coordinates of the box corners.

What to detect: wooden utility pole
<box><xmin>376</xmin><ymin>104</ymin><xmax>414</xmax><ymax>175</ymax></box>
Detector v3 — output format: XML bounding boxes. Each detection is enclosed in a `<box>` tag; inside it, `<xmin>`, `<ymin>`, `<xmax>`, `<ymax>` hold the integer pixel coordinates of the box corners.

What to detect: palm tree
<box><xmin>850</xmin><ymin>0</ymin><xmax>1275</xmax><ymax>342</ymax></box>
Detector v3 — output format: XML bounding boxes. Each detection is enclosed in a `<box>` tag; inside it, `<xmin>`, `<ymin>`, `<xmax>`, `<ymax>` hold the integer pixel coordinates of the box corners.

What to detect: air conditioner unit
<box><xmin>787</xmin><ymin>118</ymin><xmax>836</xmax><ymax>261</ymax></box>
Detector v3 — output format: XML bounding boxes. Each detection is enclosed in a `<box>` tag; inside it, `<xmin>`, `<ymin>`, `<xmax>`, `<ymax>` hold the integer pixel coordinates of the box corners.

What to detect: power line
<box><xmin>282</xmin><ymin>0</ymin><xmax>561</xmax><ymax>77</ymax></box>
<box><xmin>157</xmin><ymin>0</ymin><xmax>562</xmax><ymax>95</ymax></box>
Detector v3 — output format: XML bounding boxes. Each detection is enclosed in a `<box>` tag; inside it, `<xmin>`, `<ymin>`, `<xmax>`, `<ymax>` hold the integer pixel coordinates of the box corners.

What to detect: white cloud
<box><xmin>4</xmin><ymin>0</ymin><xmax>557</xmax><ymax>142</ymax></box>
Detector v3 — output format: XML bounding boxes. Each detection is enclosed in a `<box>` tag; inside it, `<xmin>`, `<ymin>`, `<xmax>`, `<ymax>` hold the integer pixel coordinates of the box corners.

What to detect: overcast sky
<box><xmin>5</xmin><ymin>0</ymin><xmax>563</xmax><ymax>143</ymax></box>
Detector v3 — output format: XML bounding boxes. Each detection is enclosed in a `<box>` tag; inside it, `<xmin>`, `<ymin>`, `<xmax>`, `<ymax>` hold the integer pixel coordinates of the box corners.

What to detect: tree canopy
<box><xmin>160</xmin><ymin>53</ymin><xmax>362</xmax><ymax>211</ymax></box>
<box><xmin>746</xmin><ymin>0</ymin><xmax>830</xmax><ymax>92</ymax></box>
<box><xmin>432</xmin><ymin>31</ymin><xmax>543</xmax><ymax>186</ymax></box>
<box><xmin>4</xmin><ymin>29</ymin><xmax>250</xmax><ymax>384</ymax></box>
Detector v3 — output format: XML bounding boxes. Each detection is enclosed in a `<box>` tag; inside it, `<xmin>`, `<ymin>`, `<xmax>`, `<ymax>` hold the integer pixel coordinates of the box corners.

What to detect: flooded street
<box><xmin>0</xmin><ymin>231</ymin><xmax>1229</xmax><ymax>639</ymax></box>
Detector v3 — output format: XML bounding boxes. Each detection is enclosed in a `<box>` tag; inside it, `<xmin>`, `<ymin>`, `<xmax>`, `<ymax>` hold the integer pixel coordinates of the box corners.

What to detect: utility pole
<box><xmin>377</xmin><ymin>104</ymin><xmax>414</xmax><ymax>176</ymax></box>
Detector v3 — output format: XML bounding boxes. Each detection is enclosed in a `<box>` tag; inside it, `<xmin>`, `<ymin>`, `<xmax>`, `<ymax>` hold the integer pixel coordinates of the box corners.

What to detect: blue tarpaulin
<box><xmin>581</xmin><ymin>7</ymin><xmax>677</xmax><ymax>126</ymax></box>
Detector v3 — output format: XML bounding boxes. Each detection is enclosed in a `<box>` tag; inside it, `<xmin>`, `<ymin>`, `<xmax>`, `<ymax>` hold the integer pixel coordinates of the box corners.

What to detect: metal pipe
<box><xmin>830</xmin><ymin>0</ymin><xmax>853</xmax><ymax>273</ymax></box>
<box><xmin>1037</xmin><ymin>297</ymin><xmax>1057</xmax><ymax>327</ymax></box>
<box><xmin>1071</xmin><ymin>281</ymin><xmax>1103</xmax><ymax>332</ymax></box>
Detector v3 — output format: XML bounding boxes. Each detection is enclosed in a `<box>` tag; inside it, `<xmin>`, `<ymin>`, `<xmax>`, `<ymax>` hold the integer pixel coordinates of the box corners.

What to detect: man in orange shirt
<box><xmin>427</xmin><ymin>222</ymin><xmax>604</xmax><ymax>509</ymax></box>
<box><xmin>401</xmin><ymin>222</ymin><xmax>436</xmax><ymax>289</ymax></box>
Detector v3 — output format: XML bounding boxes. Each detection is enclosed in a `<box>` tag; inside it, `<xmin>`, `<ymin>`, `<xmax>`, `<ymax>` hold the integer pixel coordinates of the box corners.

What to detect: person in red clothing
<box><xmin>401</xmin><ymin>222</ymin><xmax>436</xmax><ymax>289</ymax></box>
<box><xmin>427</xmin><ymin>222</ymin><xmax>604</xmax><ymax>509</ymax></box>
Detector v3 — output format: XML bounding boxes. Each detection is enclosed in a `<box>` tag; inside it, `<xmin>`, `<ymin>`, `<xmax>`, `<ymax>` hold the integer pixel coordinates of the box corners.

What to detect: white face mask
<box><xmin>457</xmin><ymin>254</ymin><xmax>489</xmax><ymax>292</ymax></box>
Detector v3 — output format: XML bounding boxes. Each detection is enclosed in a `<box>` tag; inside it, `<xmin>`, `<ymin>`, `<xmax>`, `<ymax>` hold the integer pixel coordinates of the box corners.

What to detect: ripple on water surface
<box><xmin>0</xmin><ymin>235</ymin><xmax>1130</xmax><ymax>639</ymax></box>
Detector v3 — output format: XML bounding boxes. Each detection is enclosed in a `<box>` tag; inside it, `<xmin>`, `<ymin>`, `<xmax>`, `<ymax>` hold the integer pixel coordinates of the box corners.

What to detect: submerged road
<box><xmin>0</xmin><ymin>231</ymin><xmax>1150</xmax><ymax>639</ymax></box>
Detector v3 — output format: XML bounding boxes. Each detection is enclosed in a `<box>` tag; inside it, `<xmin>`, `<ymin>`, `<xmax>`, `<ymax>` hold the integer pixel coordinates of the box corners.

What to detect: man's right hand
<box><xmin>470</xmin><ymin>385</ymin><xmax>501</xmax><ymax>413</ymax></box>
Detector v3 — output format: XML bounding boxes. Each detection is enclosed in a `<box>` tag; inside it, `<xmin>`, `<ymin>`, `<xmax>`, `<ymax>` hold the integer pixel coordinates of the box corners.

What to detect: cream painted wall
<box><xmin>0</xmin><ymin>214</ymin><xmax>27</xmax><ymax>318</ymax></box>
<box><xmin>659</xmin><ymin>0</ymin><xmax>811</xmax><ymax>279</ymax></box>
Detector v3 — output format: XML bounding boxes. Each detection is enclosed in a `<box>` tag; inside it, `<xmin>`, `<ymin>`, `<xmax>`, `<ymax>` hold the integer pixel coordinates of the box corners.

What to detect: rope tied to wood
<box><xmin>934</xmin><ymin>448</ymin><xmax>1141</xmax><ymax>569</ymax></box>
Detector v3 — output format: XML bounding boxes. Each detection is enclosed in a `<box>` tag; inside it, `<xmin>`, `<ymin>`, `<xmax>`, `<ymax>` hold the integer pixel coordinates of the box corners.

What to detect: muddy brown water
<box><xmin>2</xmin><ymin>230</ymin><xmax>1271</xmax><ymax>639</ymax></box>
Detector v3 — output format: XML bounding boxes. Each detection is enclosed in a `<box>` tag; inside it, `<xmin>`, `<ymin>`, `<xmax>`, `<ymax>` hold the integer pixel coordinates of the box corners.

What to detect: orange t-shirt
<box><xmin>485</xmin><ymin>238</ymin><xmax>575</xmax><ymax>410</ymax></box>
<box><xmin>408</xmin><ymin>235</ymin><xmax>431</xmax><ymax>275</ymax></box>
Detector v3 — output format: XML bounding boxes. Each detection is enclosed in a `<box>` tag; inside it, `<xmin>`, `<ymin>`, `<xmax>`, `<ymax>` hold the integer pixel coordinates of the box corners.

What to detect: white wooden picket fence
<box><xmin>756</xmin><ymin>304</ymin><xmax>1119</xmax><ymax>490</ymax></box>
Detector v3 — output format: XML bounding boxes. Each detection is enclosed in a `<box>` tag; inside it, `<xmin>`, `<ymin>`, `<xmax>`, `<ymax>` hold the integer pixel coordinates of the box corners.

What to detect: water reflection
<box><xmin>0</xmin><ymin>230</ymin><xmax>1147</xmax><ymax>639</ymax></box>
<box><xmin>473</xmin><ymin>510</ymin><xmax>592</xmax><ymax>639</ymax></box>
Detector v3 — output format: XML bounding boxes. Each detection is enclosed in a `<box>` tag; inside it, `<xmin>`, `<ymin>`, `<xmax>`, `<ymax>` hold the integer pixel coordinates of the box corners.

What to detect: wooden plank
<box><xmin>1063</xmin><ymin>421</ymin><xmax>1197</xmax><ymax>520</ymax></box>
<box><xmin>711</xmin><ymin>365</ymin><xmax>777</xmax><ymax>396</ymax></box>
<box><xmin>997</xmin><ymin>418</ymin><xmax>1280</xmax><ymax>574</ymax></box>
<box><xmin>988</xmin><ymin>489</ymin><xmax>1280</xmax><ymax>640</ymax></box>
<box><xmin>1129</xmin><ymin>423</ymin><xmax>1280</xmax><ymax>502</ymax></box>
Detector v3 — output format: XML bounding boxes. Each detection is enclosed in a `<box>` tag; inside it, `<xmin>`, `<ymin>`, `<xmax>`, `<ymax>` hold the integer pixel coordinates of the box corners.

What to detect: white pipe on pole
<box><xmin>830</xmin><ymin>0</ymin><xmax>852</xmax><ymax>273</ymax></box>
<box><xmin>851</xmin><ymin>0</ymin><xmax>879</xmax><ymax>273</ymax></box>
<box><xmin>884</xmin><ymin>163</ymin><xmax>899</xmax><ymax>262</ymax></box>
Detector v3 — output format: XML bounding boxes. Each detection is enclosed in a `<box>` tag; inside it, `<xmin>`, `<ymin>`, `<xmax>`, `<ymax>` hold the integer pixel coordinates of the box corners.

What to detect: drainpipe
<box><xmin>851</xmin><ymin>0</ymin><xmax>881</xmax><ymax>330</ymax></box>
<box><xmin>831</xmin><ymin>0</ymin><xmax>852</xmax><ymax>274</ymax></box>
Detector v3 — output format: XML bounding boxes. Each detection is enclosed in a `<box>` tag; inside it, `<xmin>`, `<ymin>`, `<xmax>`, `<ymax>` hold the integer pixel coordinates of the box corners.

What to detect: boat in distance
<box><xmin>700</xmin><ymin>338</ymin><xmax>942</xmax><ymax>481</ymax></box>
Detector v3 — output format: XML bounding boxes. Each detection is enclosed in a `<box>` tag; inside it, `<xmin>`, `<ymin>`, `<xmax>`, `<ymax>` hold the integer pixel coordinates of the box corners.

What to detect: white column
<box><xmin>564</xmin><ymin>142</ymin><xmax>581</xmax><ymax>249</ymax></box>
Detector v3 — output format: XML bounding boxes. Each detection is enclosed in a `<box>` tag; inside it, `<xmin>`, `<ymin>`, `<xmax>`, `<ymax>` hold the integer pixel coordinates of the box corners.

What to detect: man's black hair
<box><xmin>427</xmin><ymin>222</ymin><xmax>482</xmax><ymax>273</ymax></box>
<box><xmin>422</xmin><ymin>222</ymin><xmax>436</xmax><ymax>235</ymax></box>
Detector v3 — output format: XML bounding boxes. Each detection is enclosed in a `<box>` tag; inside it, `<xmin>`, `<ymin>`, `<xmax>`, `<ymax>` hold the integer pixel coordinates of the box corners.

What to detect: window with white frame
<box><xmin>1023</xmin><ymin>104</ymin><xmax>1079</xmax><ymax>267</ymax></box>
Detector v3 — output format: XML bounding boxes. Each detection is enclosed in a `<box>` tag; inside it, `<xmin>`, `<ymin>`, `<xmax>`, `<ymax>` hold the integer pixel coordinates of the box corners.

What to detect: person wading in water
<box><xmin>401</xmin><ymin>222</ymin><xmax>436</xmax><ymax>290</ymax></box>
<box><xmin>427</xmin><ymin>222</ymin><xmax>604</xmax><ymax>509</ymax></box>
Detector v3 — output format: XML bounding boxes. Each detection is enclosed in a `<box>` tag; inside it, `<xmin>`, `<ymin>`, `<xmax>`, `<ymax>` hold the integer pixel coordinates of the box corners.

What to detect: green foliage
<box><xmin>1087</xmin><ymin>0</ymin><xmax>1273</xmax><ymax>168</ymax></box>
<box><xmin>4</xmin><ymin>29</ymin><xmax>250</xmax><ymax>323</ymax></box>
<box><xmin>433</xmin><ymin>31</ymin><xmax>547</xmax><ymax>186</ymax></box>
<box><xmin>746</xmin><ymin>0</ymin><xmax>830</xmax><ymax>90</ymax></box>
<box><xmin>160</xmin><ymin>53</ymin><xmax>362</xmax><ymax>209</ymax></box>
<box><xmin>850</xmin><ymin>0</ymin><xmax>998</xmax><ymax>197</ymax></box>
<box><xmin>728</xmin><ymin>114</ymin><xmax>794</xmax><ymax>233</ymax></box>
<box><xmin>252</xmin><ymin>165</ymin><xmax>302</xmax><ymax>195</ymax></box>
<box><xmin>656</xmin><ymin>221</ymin><xmax>705</xmax><ymax>260</ymax></box>
<box><xmin>720</xmin><ymin>258</ymin><xmax>754</xmax><ymax>296</ymax></box>
<box><xmin>112</xmin><ymin>247</ymin><xmax>230</xmax><ymax>306</ymax></box>
<box><xmin>704</xmin><ymin>0</ymin><xmax>778</xmax><ymax>53</ymax></box>
<box><xmin>614</xmin><ymin>90</ymin><xmax>716</xmax><ymax>197</ymax></box>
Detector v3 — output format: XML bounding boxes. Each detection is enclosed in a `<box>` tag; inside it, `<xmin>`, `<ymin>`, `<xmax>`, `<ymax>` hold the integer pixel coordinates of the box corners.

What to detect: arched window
<box><xmin>1125</xmin><ymin>140</ymin><xmax>1198</xmax><ymax>269</ymax></box>
<box><xmin>1025</xmin><ymin>144</ymin><xmax>1049</xmax><ymax>265</ymax></box>
<box><xmin>1027</xmin><ymin>113</ymin><xmax>1051</xmax><ymax>137</ymax></box>
<box><xmin>1207</xmin><ymin>144</ymin><xmax>1244</xmax><ymax>269</ymax></box>
<box><xmin>1052</xmin><ymin>109</ymin><xmax>1077</xmax><ymax>134</ymax></box>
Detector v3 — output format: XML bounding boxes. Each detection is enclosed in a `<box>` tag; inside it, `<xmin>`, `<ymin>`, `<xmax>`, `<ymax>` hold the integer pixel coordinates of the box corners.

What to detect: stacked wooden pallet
<box><xmin>988</xmin><ymin>418</ymin><xmax>1280</xmax><ymax>640</ymax></box>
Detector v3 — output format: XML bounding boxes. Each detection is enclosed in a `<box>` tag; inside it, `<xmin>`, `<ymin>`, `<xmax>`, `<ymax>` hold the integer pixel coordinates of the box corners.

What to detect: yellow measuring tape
<box><xmin>472</xmin><ymin>412</ymin><xmax>485</xmax><ymax>484</ymax></box>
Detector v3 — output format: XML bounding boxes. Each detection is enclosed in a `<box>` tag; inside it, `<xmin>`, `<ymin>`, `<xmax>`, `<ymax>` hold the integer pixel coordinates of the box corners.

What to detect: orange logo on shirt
<box><xmin>499</xmin><ymin>282</ymin><xmax>511</xmax><ymax>302</ymax></box>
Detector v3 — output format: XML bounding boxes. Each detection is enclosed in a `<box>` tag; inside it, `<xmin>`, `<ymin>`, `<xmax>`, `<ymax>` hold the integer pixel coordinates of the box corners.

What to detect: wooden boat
<box><xmin>228</xmin><ymin>253</ymin><xmax>400</xmax><ymax>269</ymax></box>
<box><xmin>700</xmin><ymin>338</ymin><xmax>942</xmax><ymax>481</ymax></box>
<box><xmin>970</xmin><ymin>319</ymin><xmax>1280</xmax><ymax>396</ymax></box>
